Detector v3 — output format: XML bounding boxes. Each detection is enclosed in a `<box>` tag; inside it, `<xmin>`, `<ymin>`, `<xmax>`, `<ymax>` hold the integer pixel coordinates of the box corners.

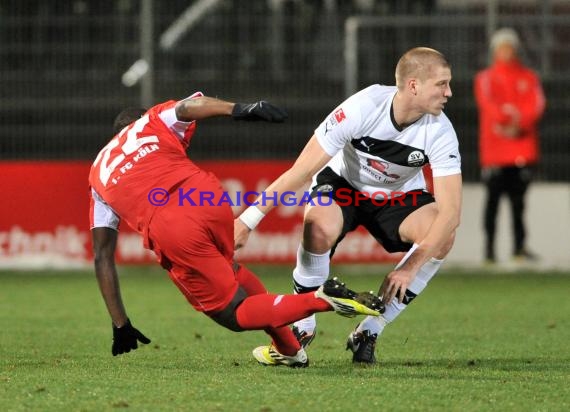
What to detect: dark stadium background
<box><xmin>1</xmin><ymin>0</ymin><xmax>568</xmax><ymax>183</ymax></box>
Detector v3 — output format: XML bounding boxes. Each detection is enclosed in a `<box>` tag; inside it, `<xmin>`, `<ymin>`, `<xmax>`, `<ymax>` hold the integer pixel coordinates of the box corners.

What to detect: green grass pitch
<box><xmin>1</xmin><ymin>265</ymin><xmax>569</xmax><ymax>411</ymax></box>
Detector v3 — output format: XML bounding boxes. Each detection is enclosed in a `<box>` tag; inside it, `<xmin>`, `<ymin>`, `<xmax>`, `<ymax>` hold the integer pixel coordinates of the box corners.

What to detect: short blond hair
<box><xmin>395</xmin><ymin>47</ymin><xmax>450</xmax><ymax>90</ymax></box>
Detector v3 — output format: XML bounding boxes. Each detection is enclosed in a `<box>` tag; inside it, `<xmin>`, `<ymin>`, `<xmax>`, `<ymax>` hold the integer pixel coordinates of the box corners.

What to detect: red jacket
<box><xmin>474</xmin><ymin>60</ymin><xmax>545</xmax><ymax>167</ymax></box>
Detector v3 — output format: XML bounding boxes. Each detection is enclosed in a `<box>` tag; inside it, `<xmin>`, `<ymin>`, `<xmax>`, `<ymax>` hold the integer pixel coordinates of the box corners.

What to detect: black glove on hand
<box><xmin>232</xmin><ymin>101</ymin><xmax>288</xmax><ymax>123</ymax></box>
<box><xmin>112</xmin><ymin>319</ymin><xmax>151</xmax><ymax>356</ymax></box>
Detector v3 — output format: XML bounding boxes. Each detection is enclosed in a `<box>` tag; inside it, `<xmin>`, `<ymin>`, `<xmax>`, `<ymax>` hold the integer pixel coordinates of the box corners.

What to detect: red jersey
<box><xmin>89</xmin><ymin>93</ymin><xmax>203</xmax><ymax>237</ymax></box>
<box><xmin>474</xmin><ymin>60</ymin><xmax>545</xmax><ymax>167</ymax></box>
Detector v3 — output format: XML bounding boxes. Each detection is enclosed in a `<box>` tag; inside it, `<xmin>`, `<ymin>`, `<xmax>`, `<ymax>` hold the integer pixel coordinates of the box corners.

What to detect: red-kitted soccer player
<box><xmin>89</xmin><ymin>92</ymin><xmax>383</xmax><ymax>367</ymax></box>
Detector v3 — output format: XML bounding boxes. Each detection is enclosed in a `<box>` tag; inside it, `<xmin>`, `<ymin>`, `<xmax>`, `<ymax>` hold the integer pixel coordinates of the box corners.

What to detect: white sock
<box><xmin>292</xmin><ymin>244</ymin><xmax>330</xmax><ymax>334</ymax></box>
<box><xmin>358</xmin><ymin>244</ymin><xmax>444</xmax><ymax>335</ymax></box>
<box><xmin>356</xmin><ymin>314</ymin><xmax>388</xmax><ymax>336</ymax></box>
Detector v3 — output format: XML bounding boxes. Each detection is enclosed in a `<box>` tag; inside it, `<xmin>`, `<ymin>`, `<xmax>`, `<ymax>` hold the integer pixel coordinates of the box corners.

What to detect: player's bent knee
<box><xmin>208</xmin><ymin>286</ymin><xmax>248</xmax><ymax>332</ymax></box>
<box><xmin>303</xmin><ymin>216</ymin><xmax>341</xmax><ymax>252</ymax></box>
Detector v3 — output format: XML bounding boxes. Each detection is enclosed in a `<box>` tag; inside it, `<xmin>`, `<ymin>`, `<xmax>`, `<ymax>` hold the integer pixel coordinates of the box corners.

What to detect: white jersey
<box><xmin>314</xmin><ymin>85</ymin><xmax>461</xmax><ymax>198</ymax></box>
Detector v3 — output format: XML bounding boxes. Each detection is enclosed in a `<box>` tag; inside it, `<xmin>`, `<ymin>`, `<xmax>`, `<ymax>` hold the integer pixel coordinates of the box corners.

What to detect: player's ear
<box><xmin>408</xmin><ymin>78</ymin><xmax>418</xmax><ymax>96</ymax></box>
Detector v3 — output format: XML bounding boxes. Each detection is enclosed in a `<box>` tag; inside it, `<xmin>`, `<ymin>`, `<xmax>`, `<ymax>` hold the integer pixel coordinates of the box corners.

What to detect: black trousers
<box><xmin>482</xmin><ymin>166</ymin><xmax>532</xmax><ymax>259</ymax></box>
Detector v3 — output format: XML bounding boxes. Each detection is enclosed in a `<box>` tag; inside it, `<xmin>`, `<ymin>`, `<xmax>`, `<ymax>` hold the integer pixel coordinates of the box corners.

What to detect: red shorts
<box><xmin>147</xmin><ymin>172</ymin><xmax>239</xmax><ymax>314</ymax></box>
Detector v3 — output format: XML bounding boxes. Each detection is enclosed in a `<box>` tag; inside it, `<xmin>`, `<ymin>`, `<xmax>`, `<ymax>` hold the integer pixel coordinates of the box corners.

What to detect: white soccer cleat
<box><xmin>252</xmin><ymin>345</ymin><xmax>309</xmax><ymax>368</ymax></box>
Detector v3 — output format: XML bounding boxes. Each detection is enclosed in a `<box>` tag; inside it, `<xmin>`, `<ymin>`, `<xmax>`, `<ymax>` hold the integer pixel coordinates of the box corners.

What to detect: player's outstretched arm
<box><xmin>92</xmin><ymin>227</ymin><xmax>150</xmax><ymax>356</ymax></box>
<box><xmin>175</xmin><ymin>95</ymin><xmax>287</xmax><ymax>123</ymax></box>
<box><xmin>234</xmin><ymin>135</ymin><xmax>332</xmax><ymax>249</ymax></box>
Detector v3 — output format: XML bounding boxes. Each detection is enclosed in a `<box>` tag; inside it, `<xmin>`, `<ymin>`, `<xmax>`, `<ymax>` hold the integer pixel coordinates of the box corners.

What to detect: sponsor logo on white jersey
<box><xmin>407</xmin><ymin>150</ymin><xmax>425</xmax><ymax>166</ymax></box>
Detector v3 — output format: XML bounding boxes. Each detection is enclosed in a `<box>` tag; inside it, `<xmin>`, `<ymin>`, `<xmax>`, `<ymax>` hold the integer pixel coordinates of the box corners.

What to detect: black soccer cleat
<box><xmin>292</xmin><ymin>325</ymin><xmax>317</xmax><ymax>349</ymax></box>
<box><xmin>346</xmin><ymin>328</ymin><xmax>378</xmax><ymax>364</ymax></box>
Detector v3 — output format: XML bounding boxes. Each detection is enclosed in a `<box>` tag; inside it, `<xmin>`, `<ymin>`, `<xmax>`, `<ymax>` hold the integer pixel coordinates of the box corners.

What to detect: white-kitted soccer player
<box><xmin>235</xmin><ymin>47</ymin><xmax>462</xmax><ymax>364</ymax></box>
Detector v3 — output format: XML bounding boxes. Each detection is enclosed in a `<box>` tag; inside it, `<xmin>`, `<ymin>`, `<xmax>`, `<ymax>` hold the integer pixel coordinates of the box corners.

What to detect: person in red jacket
<box><xmin>474</xmin><ymin>28</ymin><xmax>546</xmax><ymax>263</ymax></box>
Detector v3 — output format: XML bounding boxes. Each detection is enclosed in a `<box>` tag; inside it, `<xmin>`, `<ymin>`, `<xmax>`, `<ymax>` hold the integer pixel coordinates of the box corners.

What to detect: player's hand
<box><xmin>234</xmin><ymin>218</ymin><xmax>251</xmax><ymax>250</ymax></box>
<box><xmin>112</xmin><ymin>319</ymin><xmax>151</xmax><ymax>356</ymax></box>
<box><xmin>502</xmin><ymin>103</ymin><xmax>521</xmax><ymax>125</ymax></box>
<box><xmin>232</xmin><ymin>101</ymin><xmax>288</xmax><ymax>123</ymax></box>
<box><xmin>379</xmin><ymin>269</ymin><xmax>415</xmax><ymax>304</ymax></box>
<box><xmin>493</xmin><ymin>123</ymin><xmax>521</xmax><ymax>139</ymax></box>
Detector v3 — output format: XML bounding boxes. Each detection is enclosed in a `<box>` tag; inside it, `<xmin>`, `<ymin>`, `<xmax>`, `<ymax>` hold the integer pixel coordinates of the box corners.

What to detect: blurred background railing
<box><xmin>1</xmin><ymin>0</ymin><xmax>568</xmax><ymax>182</ymax></box>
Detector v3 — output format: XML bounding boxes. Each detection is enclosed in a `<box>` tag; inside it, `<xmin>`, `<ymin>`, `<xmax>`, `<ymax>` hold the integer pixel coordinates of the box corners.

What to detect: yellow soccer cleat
<box><xmin>252</xmin><ymin>345</ymin><xmax>309</xmax><ymax>368</ymax></box>
<box><xmin>315</xmin><ymin>277</ymin><xmax>384</xmax><ymax>318</ymax></box>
